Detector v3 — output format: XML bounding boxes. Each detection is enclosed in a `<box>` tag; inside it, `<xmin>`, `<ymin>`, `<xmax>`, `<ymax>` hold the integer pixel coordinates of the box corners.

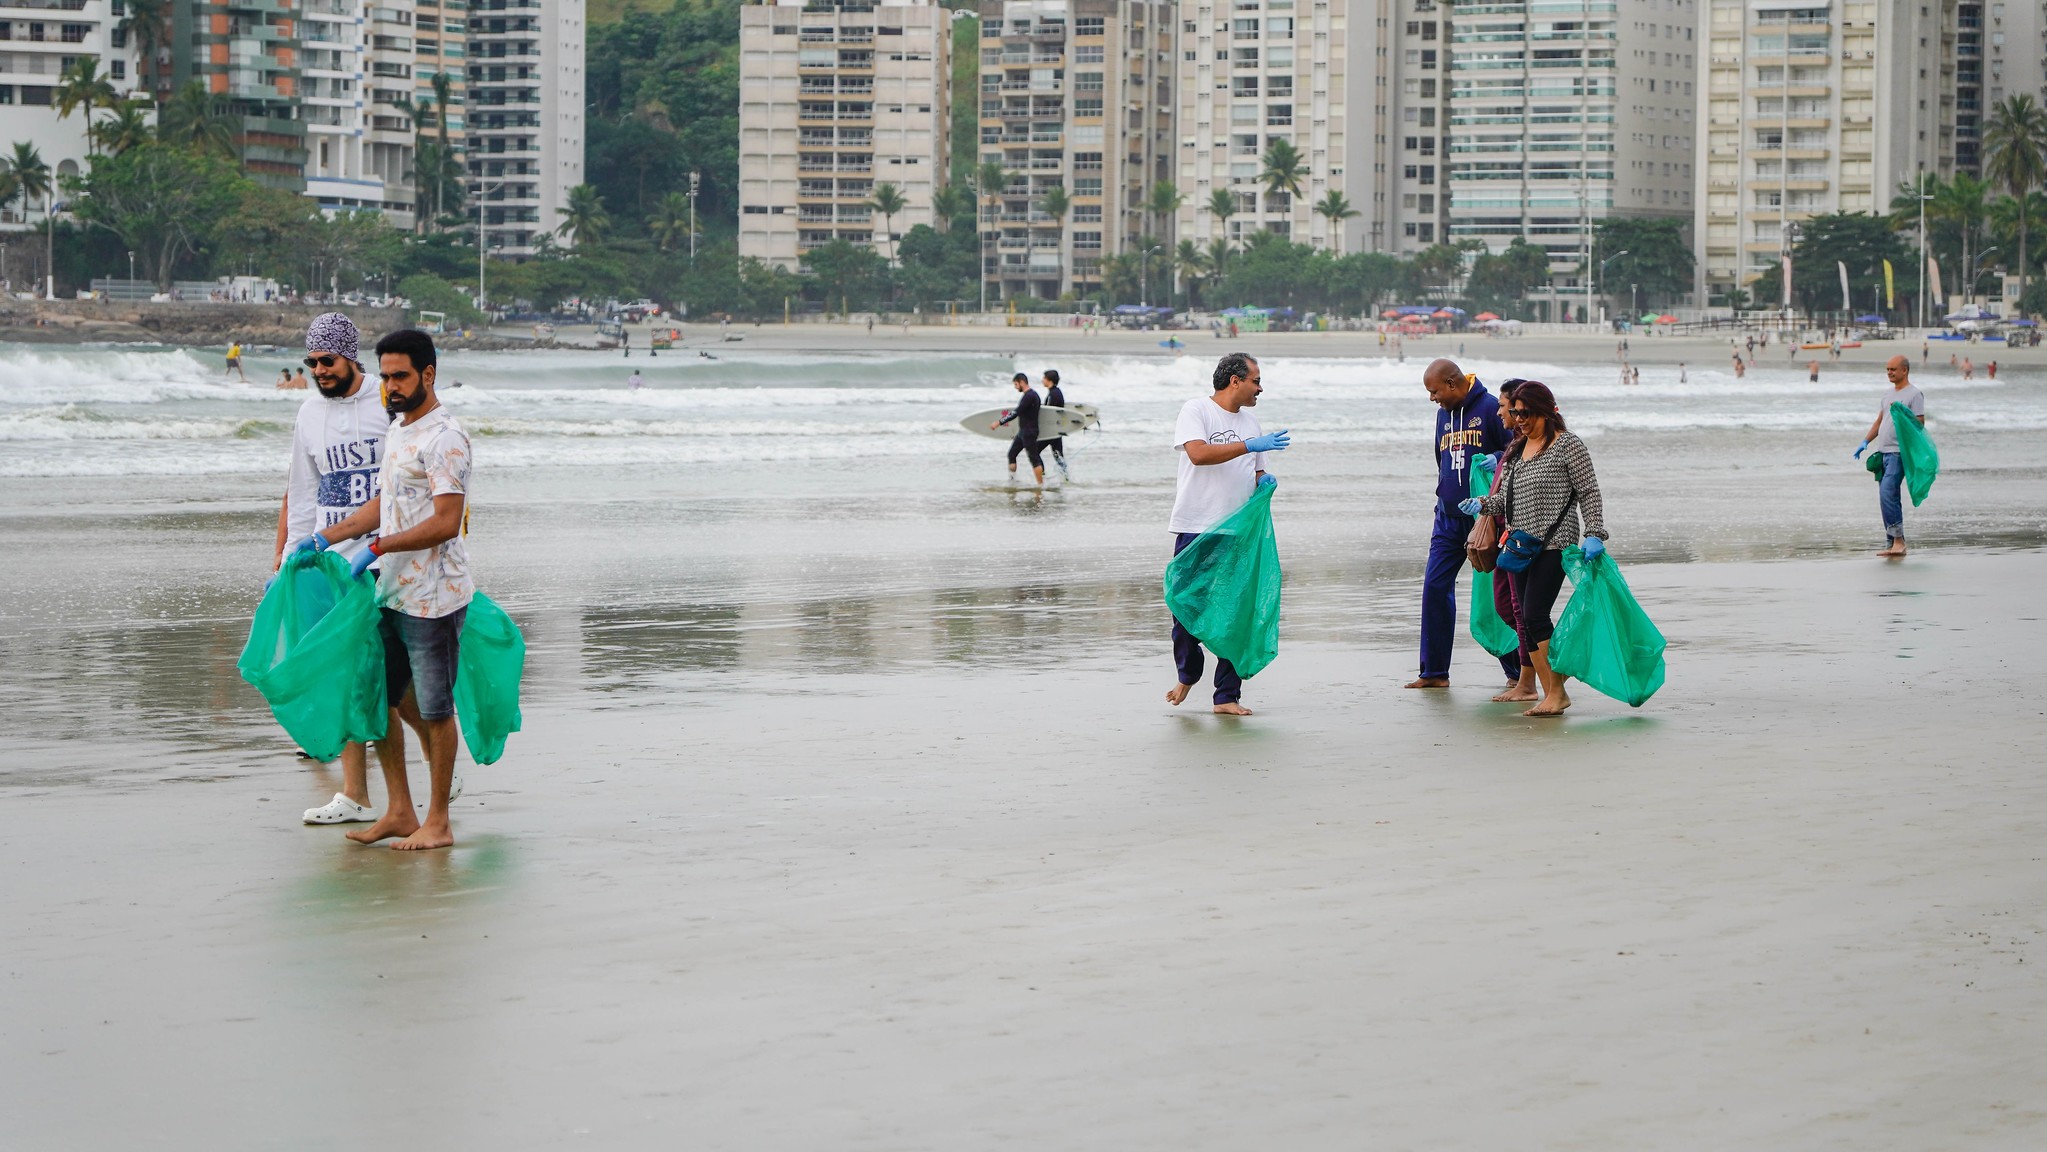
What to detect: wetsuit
<box><xmin>999</xmin><ymin>388</ymin><xmax>1044</xmax><ymax>469</ymax></box>
<box><xmin>1043</xmin><ymin>382</ymin><xmax>1067</xmax><ymax>467</ymax></box>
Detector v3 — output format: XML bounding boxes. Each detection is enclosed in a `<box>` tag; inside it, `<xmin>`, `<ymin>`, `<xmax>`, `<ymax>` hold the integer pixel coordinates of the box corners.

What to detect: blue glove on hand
<box><xmin>1853</xmin><ymin>440</ymin><xmax>1870</xmax><ymax>460</ymax></box>
<box><xmin>1257</xmin><ymin>473</ymin><xmax>1277</xmax><ymax>489</ymax></box>
<box><xmin>349</xmin><ymin>546</ymin><xmax>379</xmax><ymax>580</ymax></box>
<box><xmin>1456</xmin><ymin>497</ymin><xmax>1484</xmax><ymax>516</ymax></box>
<box><xmin>292</xmin><ymin>532</ymin><xmax>330</xmax><ymax>554</ymax></box>
<box><xmin>1582</xmin><ymin>537</ymin><xmax>1606</xmax><ymax>560</ymax></box>
<box><xmin>1472</xmin><ymin>452</ymin><xmax>1497</xmax><ymax>471</ymax></box>
<box><xmin>1244</xmin><ymin>430</ymin><xmax>1290</xmax><ymax>453</ymax></box>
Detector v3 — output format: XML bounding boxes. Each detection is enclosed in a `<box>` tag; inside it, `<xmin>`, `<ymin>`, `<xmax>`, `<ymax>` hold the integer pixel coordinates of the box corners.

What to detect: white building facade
<box><xmin>0</xmin><ymin>0</ymin><xmax>140</xmax><ymax>229</ymax></box>
<box><xmin>467</xmin><ymin>0</ymin><xmax>585</xmax><ymax>255</ymax></box>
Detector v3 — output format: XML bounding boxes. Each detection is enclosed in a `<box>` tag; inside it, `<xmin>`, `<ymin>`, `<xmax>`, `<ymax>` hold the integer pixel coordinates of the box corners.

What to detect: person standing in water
<box><xmin>992</xmin><ymin>371</ymin><xmax>1045</xmax><ymax>486</ymax></box>
<box><xmin>1167</xmin><ymin>353</ymin><xmax>1289</xmax><ymax>716</ymax></box>
<box><xmin>274</xmin><ymin>313</ymin><xmax>388</xmax><ymax>826</ymax></box>
<box><xmin>226</xmin><ymin>341</ymin><xmax>247</xmax><ymax>382</ymax></box>
<box><xmin>1040</xmin><ymin>368</ymin><xmax>1071</xmax><ymax>480</ymax></box>
<box><xmin>1409</xmin><ymin>359</ymin><xmax>1515</xmax><ymax>689</ymax></box>
<box><xmin>1854</xmin><ymin>355</ymin><xmax>1926</xmax><ymax>558</ymax></box>
<box><xmin>305</xmin><ymin>330</ymin><xmax>474</xmax><ymax>851</ymax></box>
<box><xmin>628</xmin><ymin>369</ymin><xmax>644</xmax><ymax>391</ymax></box>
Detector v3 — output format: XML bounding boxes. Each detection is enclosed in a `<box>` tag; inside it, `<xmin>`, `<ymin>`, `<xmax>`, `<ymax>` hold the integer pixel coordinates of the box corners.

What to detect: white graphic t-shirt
<box><xmin>285</xmin><ymin>380</ymin><xmax>385</xmax><ymax>564</ymax></box>
<box><xmin>376</xmin><ymin>405</ymin><xmax>474</xmax><ymax>620</ymax></box>
<box><xmin>1170</xmin><ymin>395</ymin><xmax>1268</xmax><ymax>534</ymax></box>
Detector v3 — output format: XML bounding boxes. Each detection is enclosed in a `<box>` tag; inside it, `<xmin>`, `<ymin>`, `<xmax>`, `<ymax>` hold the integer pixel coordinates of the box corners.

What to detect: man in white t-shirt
<box><xmin>1854</xmin><ymin>354</ymin><xmax>1927</xmax><ymax>558</ymax></box>
<box><xmin>1167</xmin><ymin>352</ymin><xmax>1291</xmax><ymax>715</ymax></box>
<box><xmin>310</xmin><ymin>329</ymin><xmax>474</xmax><ymax>851</ymax></box>
<box><xmin>273</xmin><ymin>312</ymin><xmax>386</xmax><ymax>826</ymax></box>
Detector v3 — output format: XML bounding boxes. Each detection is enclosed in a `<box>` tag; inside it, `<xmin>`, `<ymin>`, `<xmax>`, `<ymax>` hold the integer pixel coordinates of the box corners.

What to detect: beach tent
<box><xmin>2011</xmin><ymin>318</ymin><xmax>2039</xmax><ymax>327</ymax></box>
<box><xmin>1437</xmin><ymin>306</ymin><xmax>1468</xmax><ymax>316</ymax></box>
<box><xmin>1855</xmin><ymin>313</ymin><xmax>1885</xmax><ymax>323</ymax></box>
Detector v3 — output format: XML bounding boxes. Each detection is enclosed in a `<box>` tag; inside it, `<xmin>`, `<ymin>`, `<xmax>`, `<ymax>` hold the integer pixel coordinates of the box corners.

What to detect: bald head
<box><xmin>1886</xmin><ymin>355</ymin><xmax>1911</xmax><ymax>387</ymax></box>
<box><xmin>1423</xmin><ymin>358</ymin><xmax>1472</xmax><ymax>409</ymax></box>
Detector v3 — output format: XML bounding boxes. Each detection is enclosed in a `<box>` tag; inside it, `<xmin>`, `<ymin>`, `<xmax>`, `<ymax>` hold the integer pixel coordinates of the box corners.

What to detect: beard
<box><xmin>385</xmin><ymin>386</ymin><xmax>427</xmax><ymax>415</ymax></box>
<box><xmin>314</xmin><ymin>366</ymin><xmax>358</xmax><ymax>398</ymax></box>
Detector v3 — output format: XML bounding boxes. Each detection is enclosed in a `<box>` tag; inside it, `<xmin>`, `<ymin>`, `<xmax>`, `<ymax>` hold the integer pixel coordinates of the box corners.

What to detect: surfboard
<box><xmin>960</xmin><ymin>402</ymin><xmax>1099</xmax><ymax>442</ymax></box>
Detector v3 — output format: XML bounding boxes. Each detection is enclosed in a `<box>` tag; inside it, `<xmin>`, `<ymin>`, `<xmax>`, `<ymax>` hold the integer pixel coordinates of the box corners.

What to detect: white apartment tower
<box><xmin>301</xmin><ymin>0</ymin><xmax>417</xmax><ymax>226</ymax></box>
<box><xmin>975</xmin><ymin>0</ymin><xmax>1172</xmax><ymax>302</ymax></box>
<box><xmin>1447</xmin><ymin>0</ymin><xmax>1697</xmax><ymax>318</ymax></box>
<box><xmin>1694</xmin><ymin>0</ymin><xmax>1965</xmax><ymax>304</ymax></box>
<box><xmin>0</xmin><ymin>0</ymin><xmax>140</xmax><ymax>228</ymax></box>
<box><xmin>738</xmin><ymin>0</ymin><xmax>953</xmax><ymax>272</ymax></box>
<box><xmin>467</xmin><ymin>0</ymin><xmax>585</xmax><ymax>256</ymax></box>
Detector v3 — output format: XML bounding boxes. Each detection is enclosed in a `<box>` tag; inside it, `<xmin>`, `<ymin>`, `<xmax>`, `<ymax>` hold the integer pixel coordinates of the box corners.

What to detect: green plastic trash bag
<box><xmin>1163</xmin><ymin>484</ymin><xmax>1282</xmax><ymax>678</ymax></box>
<box><xmin>1467</xmin><ymin>454</ymin><xmax>1519</xmax><ymax>658</ymax></box>
<box><xmin>1891</xmin><ymin>400</ymin><xmax>1938</xmax><ymax>506</ymax></box>
<box><xmin>454</xmin><ymin>592</ymin><xmax>525</xmax><ymax>766</ymax></box>
<box><xmin>1549</xmin><ymin>546</ymin><xmax>1667</xmax><ymax>708</ymax></box>
<box><xmin>1865</xmin><ymin>450</ymin><xmax>1884</xmax><ymax>481</ymax></box>
<box><xmin>237</xmin><ymin>550</ymin><xmax>388</xmax><ymax>760</ymax></box>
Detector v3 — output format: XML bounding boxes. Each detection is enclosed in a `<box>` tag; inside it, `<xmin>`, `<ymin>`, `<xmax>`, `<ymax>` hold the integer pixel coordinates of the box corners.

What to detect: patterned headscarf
<box><xmin>305</xmin><ymin>312</ymin><xmax>361</xmax><ymax>364</ymax></box>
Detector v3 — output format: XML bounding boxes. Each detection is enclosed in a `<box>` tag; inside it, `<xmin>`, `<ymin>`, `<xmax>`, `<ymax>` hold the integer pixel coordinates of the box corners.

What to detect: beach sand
<box><xmin>4</xmin><ymin>548</ymin><xmax>2044</xmax><ymax>1149</ymax></box>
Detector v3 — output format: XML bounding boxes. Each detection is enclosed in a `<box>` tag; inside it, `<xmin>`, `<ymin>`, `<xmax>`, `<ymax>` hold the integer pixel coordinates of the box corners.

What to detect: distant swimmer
<box><xmin>1166</xmin><ymin>352</ymin><xmax>1288</xmax><ymax>716</ymax></box>
<box><xmin>699</xmin><ymin>350</ymin><xmax>718</xmax><ymax>360</ymax></box>
<box><xmin>1854</xmin><ymin>355</ymin><xmax>1926</xmax><ymax>559</ymax></box>
<box><xmin>1040</xmin><ymin>368</ymin><xmax>1071</xmax><ymax>481</ymax></box>
<box><xmin>628</xmin><ymin>369</ymin><xmax>644</xmax><ymax>391</ymax></box>
<box><xmin>293</xmin><ymin>366</ymin><xmax>310</xmax><ymax>389</ymax></box>
<box><xmin>992</xmin><ymin>371</ymin><xmax>1044</xmax><ymax>486</ymax></box>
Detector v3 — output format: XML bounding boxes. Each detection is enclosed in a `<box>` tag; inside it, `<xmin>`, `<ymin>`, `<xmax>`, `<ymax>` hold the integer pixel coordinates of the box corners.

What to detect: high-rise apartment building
<box><xmin>466</xmin><ymin>0</ymin><xmax>584</xmax><ymax>256</ymax></box>
<box><xmin>413</xmin><ymin>0</ymin><xmax>468</xmax><ymax>224</ymax></box>
<box><xmin>300</xmin><ymin>0</ymin><xmax>417</xmax><ymax>225</ymax></box>
<box><xmin>976</xmin><ymin>0</ymin><xmax>1172</xmax><ymax>301</ymax></box>
<box><xmin>171</xmin><ymin>0</ymin><xmax>310</xmax><ymax>190</ymax></box>
<box><xmin>1446</xmin><ymin>0</ymin><xmax>1696</xmax><ymax>318</ymax></box>
<box><xmin>1694</xmin><ymin>0</ymin><xmax>1966</xmax><ymax>304</ymax></box>
<box><xmin>738</xmin><ymin>0</ymin><xmax>952</xmax><ymax>272</ymax></box>
<box><xmin>0</xmin><ymin>0</ymin><xmax>140</xmax><ymax>224</ymax></box>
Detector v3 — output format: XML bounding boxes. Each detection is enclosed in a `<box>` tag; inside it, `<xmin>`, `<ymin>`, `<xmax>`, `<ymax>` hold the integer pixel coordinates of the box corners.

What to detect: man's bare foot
<box><xmin>1524</xmin><ymin>691</ymin><xmax>1571</xmax><ymax>717</ymax></box>
<box><xmin>1213</xmin><ymin>701</ymin><xmax>1253</xmax><ymax>716</ymax></box>
<box><xmin>346</xmin><ymin>811</ymin><xmax>420</xmax><ymax>844</ymax></box>
<box><xmin>392</xmin><ymin>819</ymin><xmax>454</xmax><ymax>851</ymax></box>
<box><xmin>1166</xmin><ymin>681</ymin><xmax>1193</xmax><ymax>706</ymax></box>
<box><xmin>1492</xmin><ymin>685</ymin><xmax>1539</xmax><ymax>702</ymax></box>
<box><xmin>1404</xmin><ymin>677</ymin><xmax>1450</xmax><ymax>689</ymax></box>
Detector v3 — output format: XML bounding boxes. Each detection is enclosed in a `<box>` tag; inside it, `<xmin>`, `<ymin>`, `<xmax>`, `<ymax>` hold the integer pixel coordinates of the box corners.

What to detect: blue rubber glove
<box><xmin>1853</xmin><ymin>440</ymin><xmax>1870</xmax><ymax>460</ymax></box>
<box><xmin>349</xmin><ymin>546</ymin><xmax>379</xmax><ymax>580</ymax></box>
<box><xmin>262</xmin><ymin>574</ymin><xmax>277</xmax><ymax>595</ymax></box>
<box><xmin>1257</xmin><ymin>473</ymin><xmax>1277</xmax><ymax>489</ymax></box>
<box><xmin>1244</xmin><ymin>430</ymin><xmax>1290</xmax><ymax>453</ymax></box>
<box><xmin>1456</xmin><ymin>497</ymin><xmax>1484</xmax><ymax>516</ymax></box>
<box><xmin>1582</xmin><ymin>536</ymin><xmax>1606</xmax><ymax>560</ymax></box>
<box><xmin>292</xmin><ymin>532</ymin><xmax>330</xmax><ymax>554</ymax></box>
<box><xmin>1472</xmin><ymin>452</ymin><xmax>1497</xmax><ymax>471</ymax></box>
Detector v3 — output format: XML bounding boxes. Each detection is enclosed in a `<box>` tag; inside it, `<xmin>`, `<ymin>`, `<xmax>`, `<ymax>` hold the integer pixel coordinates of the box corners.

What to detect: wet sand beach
<box><xmin>3</xmin><ymin>338</ymin><xmax>2045</xmax><ymax>1147</ymax></box>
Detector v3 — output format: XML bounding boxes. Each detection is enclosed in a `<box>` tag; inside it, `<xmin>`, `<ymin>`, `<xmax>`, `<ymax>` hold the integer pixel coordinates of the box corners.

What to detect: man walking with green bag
<box><xmin>1854</xmin><ymin>355</ymin><xmax>1927</xmax><ymax>559</ymax></box>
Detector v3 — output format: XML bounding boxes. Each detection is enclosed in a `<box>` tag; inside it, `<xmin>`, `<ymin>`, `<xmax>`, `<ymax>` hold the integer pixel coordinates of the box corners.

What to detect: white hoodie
<box><xmin>285</xmin><ymin>377</ymin><xmax>387</xmax><ymax>564</ymax></box>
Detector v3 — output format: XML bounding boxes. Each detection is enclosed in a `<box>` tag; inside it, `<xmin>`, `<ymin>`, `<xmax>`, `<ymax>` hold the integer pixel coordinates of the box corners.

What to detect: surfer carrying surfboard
<box><xmin>992</xmin><ymin>372</ymin><xmax>1046</xmax><ymax>486</ymax></box>
<box><xmin>1041</xmin><ymin>369</ymin><xmax>1071</xmax><ymax>480</ymax></box>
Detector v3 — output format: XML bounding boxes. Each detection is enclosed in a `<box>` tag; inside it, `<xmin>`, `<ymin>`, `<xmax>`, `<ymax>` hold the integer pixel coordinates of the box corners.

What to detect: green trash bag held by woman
<box><xmin>1163</xmin><ymin>483</ymin><xmax>1282</xmax><ymax>679</ymax></box>
<box><xmin>1548</xmin><ymin>546</ymin><xmax>1667</xmax><ymax>707</ymax></box>
<box><xmin>454</xmin><ymin>592</ymin><xmax>525</xmax><ymax>766</ymax></box>
<box><xmin>237</xmin><ymin>550</ymin><xmax>388</xmax><ymax>760</ymax></box>
<box><xmin>1891</xmin><ymin>400</ymin><xmax>1938</xmax><ymax>505</ymax></box>
<box><xmin>1466</xmin><ymin>455</ymin><xmax>1519</xmax><ymax>658</ymax></box>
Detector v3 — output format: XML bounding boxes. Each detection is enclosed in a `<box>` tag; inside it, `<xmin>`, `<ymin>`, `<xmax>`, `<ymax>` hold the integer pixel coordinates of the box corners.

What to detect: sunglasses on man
<box><xmin>303</xmin><ymin>354</ymin><xmax>344</xmax><ymax>369</ymax></box>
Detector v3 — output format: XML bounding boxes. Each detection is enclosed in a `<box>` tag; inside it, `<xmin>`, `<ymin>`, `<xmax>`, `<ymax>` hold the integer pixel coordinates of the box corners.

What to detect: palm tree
<box><xmin>118</xmin><ymin>0</ymin><xmax>172</xmax><ymax>99</ymax></box>
<box><xmin>55</xmin><ymin>58</ymin><xmax>119</xmax><ymax>151</ymax></box>
<box><xmin>555</xmin><ymin>183</ymin><xmax>610</xmax><ymax>246</ymax></box>
<box><xmin>93</xmin><ymin>99</ymin><xmax>153</xmax><ymax>156</ymax></box>
<box><xmin>976</xmin><ymin>160</ymin><xmax>1009</xmax><ymax>301</ymax></box>
<box><xmin>159</xmin><ymin>82</ymin><xmax>237</xmax><ymax>157</ymax></box>
<box><xmin>1313</xmin><ymin>190</ymin><xmax>1360</xmax><ymax>254</ymax></box>
<box><xmin>1205</xmin><ymin>236</ymin><xmax>1234</xmax><ymax>295</ymax></box>
<box><xmin>647</xmin><ymin>191</ymin><xmax>692</xmax><ymax>252</ymax></box>
<box><xmin>1206</xmin><ymin>187</ymin><xmax>1238</xmax><ymax>246</ymax></box>
<box><xmin>867</xmin><ymin>180</ymin><xmax>907</xmax><ymax>264</ymax></box>
<box><xmin>1258</xmin><ymin>139</ymin><xmax>1306</xmax><ymax>213</ymax></box>
<box><xmin>430</xmin><ymin>72</ymin><xmax>457</xmax><ymax>221</ymax></box>
<box><xmin>8</xmin><ymin>142</ymin><xmax>50</xmax><ymax>228</ymax></box>
<box><xmin>1985</xmin><ymin>94</ymin><xmax>2047</xmax><ymax>313</ymax></box>
<box><xmin>1174</xmin><ymin>238</ymin><xmax>1212</xmax><ymax>307</ymax></box>
<box><xmin>1145</xmin><ymin>180</ymin><xmax>1184</xmax><ymax>242</ymax></box>
<box><xmin>1989</xmin><ymin>190</ymin><xmax>2047</xmax><ymax>306</ymax></box>
<box><xmin>931</xmin><ymin>183</ymin><xmax>969</xmax><ymax>235</ymax></box>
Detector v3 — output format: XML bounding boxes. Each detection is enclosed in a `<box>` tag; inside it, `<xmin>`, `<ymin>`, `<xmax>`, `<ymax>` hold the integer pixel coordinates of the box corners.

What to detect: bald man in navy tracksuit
<box><xmin>1408</xmin><ymin>359</ymin><xmax>1515</xmax><ymax>689</ymax></box>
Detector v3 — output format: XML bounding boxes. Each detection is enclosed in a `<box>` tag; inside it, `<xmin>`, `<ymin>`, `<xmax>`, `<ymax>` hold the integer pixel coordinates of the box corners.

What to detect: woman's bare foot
<box><xmin>392</xmin><ymin>819</ymin><xmax>453</xmax><ymax>851</ymax></box>
<box><xmin>346</xmin><ymin>810</ymin><xmax>420</xmax><ymax>844</ymax></box>
<box><xmin>1166</xmin><ymin>682</ymin><xmax>1193</xmax><ymax>706</ymax></box>
<box><xmin>1524</xmin><ymin>690</ymin><xmax>1571</xmax><ymax>717</ymax></box>
<box><xmin>1492</xmin><ymin>685</ymin><xmax>1539</xmax><ymax>702</ymax></box>
<box><xmin>1213</xmin><ymin>701</ymin><xmax>1253</xmax><ymax>716</ymax></box>
<box><xmin>1404</xmin><ymin>677</ymin><xmax>1450</xmax><ymax>689</ymax></box>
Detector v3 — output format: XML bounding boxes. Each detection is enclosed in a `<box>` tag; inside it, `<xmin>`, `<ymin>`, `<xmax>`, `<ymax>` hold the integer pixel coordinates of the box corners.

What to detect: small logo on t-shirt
<box><xmin>1206</xmin><ymin>430</ymin><xmax>1244</xmax><ymax>445</ymax></box>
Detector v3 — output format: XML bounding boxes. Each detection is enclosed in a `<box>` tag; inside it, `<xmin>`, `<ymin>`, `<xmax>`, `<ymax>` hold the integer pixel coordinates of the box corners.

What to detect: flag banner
<box><xmin>1883</xmin><ymin>259</ymin><xmax>1895</xmax><ymax>309</ymax></box>
<box><xmin>1838</xmin><ymin>261</ymin><xmax>1851</xmax><ymax>311</ymax></box>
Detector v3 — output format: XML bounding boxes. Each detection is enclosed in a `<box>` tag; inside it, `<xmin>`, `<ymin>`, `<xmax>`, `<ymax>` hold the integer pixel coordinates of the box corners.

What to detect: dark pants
<box><xmin>1492</xmin><ymin>558</ymin><xmax>1527</xmax><ymax>677</ymax></box>
<box><xmin>1507</xmin><ymin>549</ymin><xmax>1567</xmax><ymax>649</ymax></box>
<box><xmin>1421</xmin><ymin>504</ymin><xmax>1519</xmax><ymax>681</ymax></box>
<box><xmin>1171</xmin><ymin>532</ymin><xmax>1242</xmax><ymax>705</ymax></box>
<box><xmin>1007</xmin><ymin>434</ymin><xmax>1044</xmax><ymax>468</ymax></box>
<box><xmin>1045</xmin><ymin>435</ymin><xmax>1065</xmax><ymax>461</ymax></box>
<box><xmin>380</xmin><ymin>606</ymin><xmax>467</xmax><ymax>722</ymax></box>
<box><xmin>1878</xmin><ymin>451</ymin><xmax>1905</xmax><ymax>541</ymax></box>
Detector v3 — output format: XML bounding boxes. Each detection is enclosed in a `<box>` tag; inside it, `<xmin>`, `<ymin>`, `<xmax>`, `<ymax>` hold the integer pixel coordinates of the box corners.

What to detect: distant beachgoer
<box><xmin>1678</xmin><ymin>362</ymin><xmax>1687</xmax><ymax>383</ymax></box>
<box><xmin>1167</xmin><ymin>352</ymin><xmax>1288</xmax><ymax>716</ymax></box>
<box><xmin>1619</xmin><ymin>363</ymin><xmax>1631</xmax><ymax>386</ymax></box>
<box><xmin>1922</xmin><ymin>340</ymin><xmax>1929</xmax><ymax>364</ymax></box>
<box><xmin>293</xmin><ymin>367</ymin><xmax>309</xmax><ymax>389</ymax></box>
<box><xmin>311</xmin><ymin>329</ymin><xmax>473</xmax><ymax>851</ymax></box>
<box><xmin>993</xmin><ymin>371</ymin><xmax>1044</xmax><ymax>486</ymax></box>
<box><xmin>1988</xmin><ymin>360</ymin><xmax>1997</xmax><ymax>379</ymax></box>
<box><xmin>277</xmin><ymin>368</ymin><xmax>294</xmax><ymax>389</ymax></box>
<box><xmin>628</xmin><ymin>369</ymin><xmax>643</xmax><ymax>391</ymax></box>
<box><xmin>1040</xmin><ymin>368</ymin><xmax>1070</xmax><ymax>481</ymax></box>
<box><xmin>1949</xmin><ymin>354</ymin><xmax>1959</xmax><ymax>371</ymax></box>
<box><xmin>1409</xmin><ymin>358</ymin><xmax>1514</xmax><ymax>690</ymax></box>
<box><xmin>1854</xmin><ymin>355</ymin><xmax>1926</xmax><ymax>559</ymax></box>
<box><xmin>621</xmin><ymin>329</ymin><xmax>631</xmax><ymax>358</ymax></box>
<box><xmin>226</xmin><ymin>341</ymin><xmax>247</xmax><ymax>382</ymax></box>
<box><xmin>277</xmin><ymin>312</ymin><xmax>388</xmax><ymax>827</ymax></box>
<box><xmin>1462</xmin><ymin>381</ymin><xmax>1608</xmax><ymax>717</ymax></box>
<box><xmin>1962</xmin><ymin>357</ymin><xmax>1974</xmax><ymax>380</ymax></box>
<box><xmin>1809</xmin><ymin>360</ymin><xmax>1820</xmax><ymax>382</ymax></box>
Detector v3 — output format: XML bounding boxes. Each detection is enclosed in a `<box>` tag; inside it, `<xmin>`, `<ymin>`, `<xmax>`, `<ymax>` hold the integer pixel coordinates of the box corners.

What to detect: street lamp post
<box><xmin>43</xmin><ymin>191</ymin><xmax>57</xmax><ymax>301</ymax></box>
<box><xmin>688</xmin><ymin>170</ymin><xmax>700</xmax><ymax>265</ymax></box>
<box><xmin>1139</xmin><ymin>244</ymin><xmax>1162</xmax><ymax>309</ymax></box>
<box><xmin>1595</xmin><ymin>250</ymin><xmax>1627</xmax><ymax>328</ymax></box>
<box><xmin>1965</xmin><ymin>245</ymin><xmax>2000</xmax><ymax>306</ymax></box>
<box><xmin>476</xmin><ymin>178</ymin><xmax>504</xmax><ymax>314</ymax></box>
<box><xmin>1918</xmin><ymin>182</ymin><xmax>1933</xmax><ymax>330</ymax></box>
<box><xmin>127</xmin><ymin>250</ymin><xmax>134</xmax><ymax>288</ymax></box>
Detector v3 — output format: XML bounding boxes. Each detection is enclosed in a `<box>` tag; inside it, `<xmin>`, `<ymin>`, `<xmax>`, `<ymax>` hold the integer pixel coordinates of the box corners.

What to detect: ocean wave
<box><xmin>0</xmin><ymin>344</ymin><xmax>307</xmax><ymax>406</ymax></box>
<box><xmin>0</xmin><ymin>404</ymin><xmax>289</xmax><ymax>442</ymax></box>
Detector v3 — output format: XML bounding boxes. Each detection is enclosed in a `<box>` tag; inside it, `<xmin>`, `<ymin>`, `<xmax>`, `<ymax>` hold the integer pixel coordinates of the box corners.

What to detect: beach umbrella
<box><xmin>1432</xmin><ymin>309</ymin><xmax>1457</xmax><ymax>319</ymax></box>
<box><xmin>1381</xmin><ymin>309</ymin><xmax>1401</xmax><ymax>318</ymax></box>
<box><xmin>1656</xmin><ymin>314</ymin><xmax>1677</xmax><ymax>324</ymax></box>
<box><xmin>1639</xmin><ymin>313</ymin><xmax>1659</xmax><ymax>323</ymax></box>
<box><xmin>1438</xmin><ymin>306</ymin><xmax>1468</xmax><ymax>315</ymax></box>
<box><xmin>1474</xmin><ymin>311</ymin><xmax>1500</xmax><ymax>321</ymax></box>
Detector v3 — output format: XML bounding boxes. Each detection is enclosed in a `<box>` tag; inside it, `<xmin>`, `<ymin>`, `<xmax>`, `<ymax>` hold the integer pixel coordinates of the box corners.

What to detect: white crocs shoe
<box><xmin>449</xmin><ymin>774</ymin><xmax>464</xmax><ymax>803</ymax></box>
<box><xmin>303</xmin><ymin>794</ymin><xmax>376</xmax><ymax>825</ymax></box>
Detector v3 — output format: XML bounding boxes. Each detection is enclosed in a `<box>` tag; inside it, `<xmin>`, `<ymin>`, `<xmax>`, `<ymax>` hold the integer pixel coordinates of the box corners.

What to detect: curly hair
<box><xmin>1212</xmin><ymin>352</ymin><xmax>1258</xmax><ymax>391</ymax></box>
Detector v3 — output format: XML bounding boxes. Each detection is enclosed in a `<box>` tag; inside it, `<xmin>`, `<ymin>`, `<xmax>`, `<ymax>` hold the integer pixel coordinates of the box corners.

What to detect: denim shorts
<box><xmin>380</xmin><ymin>606</ymin><xmax>467</xmax><ymax>721</ymax></box>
